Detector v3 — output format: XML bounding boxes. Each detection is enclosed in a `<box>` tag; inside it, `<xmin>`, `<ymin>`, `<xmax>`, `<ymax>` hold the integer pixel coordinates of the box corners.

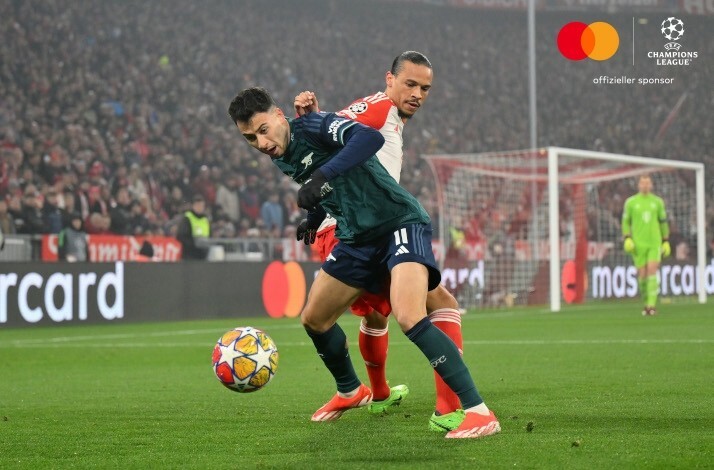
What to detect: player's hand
<box><xmin>623</xmin><ymin>237</ymin><xmax>635</xmax><ymax>253</ymax></box>
<box><xmin>661</xmin><ymin>240</ymin><xmax>671</xmax><ymax>257</ymax></box>
<box><xmin>294</xmin><ymin>91</ymin><xmax>320</xmax><ymax>116</ymax></box>
<box><xmin>296</xmin><ymin>219</ymin><xmax>318</xmax><ymax>245</ymax></box>
<box><xmin>297</xmin><ymin>169</ymin><xmax>331</xmax><ymax>210</ymax></box>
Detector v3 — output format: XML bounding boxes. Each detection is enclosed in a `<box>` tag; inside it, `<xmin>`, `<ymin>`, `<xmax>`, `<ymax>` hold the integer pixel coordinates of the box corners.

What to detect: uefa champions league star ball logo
<box><xmin>661</xmin><ymin>17</ymin><xmax>684</xmax><ymax>42</ymax></box>
<box><xmin>647</xmin><ymin>16</ymin><xmax>697</xmax><ymax>65</ymax></box>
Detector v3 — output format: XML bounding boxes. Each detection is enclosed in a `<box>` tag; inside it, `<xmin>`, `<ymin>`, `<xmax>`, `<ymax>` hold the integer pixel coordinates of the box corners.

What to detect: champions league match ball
<box><xmin>212</xmin><ymin>327</ymin><xmax>279</xmax><ymax>393</ymax></box>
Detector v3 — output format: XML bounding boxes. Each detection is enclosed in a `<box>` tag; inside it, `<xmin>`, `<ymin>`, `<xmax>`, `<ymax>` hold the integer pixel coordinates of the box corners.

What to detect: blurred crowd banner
<box><xmin>0</xmin><ymin>261</ymin><xmax>320</xmax><ymax>328</ymax></box>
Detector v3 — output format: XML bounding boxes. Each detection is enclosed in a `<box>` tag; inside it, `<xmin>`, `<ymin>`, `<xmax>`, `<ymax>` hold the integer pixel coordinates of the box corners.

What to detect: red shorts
<box><xmin>315</xmin><ymin>225</ymin><xmax>392</xmax><ymax>317</ymax></box>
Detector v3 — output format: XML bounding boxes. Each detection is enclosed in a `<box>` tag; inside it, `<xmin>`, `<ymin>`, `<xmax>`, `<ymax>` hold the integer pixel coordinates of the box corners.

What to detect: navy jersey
<box><xmin>272</xmin><ymin>112</ymin><xmax>429</xmax><ymax>245</ymax></box>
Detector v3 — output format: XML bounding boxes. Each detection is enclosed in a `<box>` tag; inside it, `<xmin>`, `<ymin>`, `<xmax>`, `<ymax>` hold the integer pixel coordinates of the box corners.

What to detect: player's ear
<box><xmin>274</xmin><ymin>107</ymin><xmax>285</xmax><ymax>118</ymax></box>
<box><xmin>386</xmin><ymin>71</ymin><xmax>395</xmax><ymax>88</ymax></box>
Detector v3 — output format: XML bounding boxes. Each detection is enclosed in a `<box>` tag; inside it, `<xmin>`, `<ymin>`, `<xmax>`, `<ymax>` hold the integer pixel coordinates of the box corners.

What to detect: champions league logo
<box><xmin>647</xmin><ymin>17</ymin><xmax>698</xmax><ymax>66</ymax></box>
<box><xmin>661</xmin><ymin>17</ymin><xmax>684</xmax><ymax>51</ymax></box>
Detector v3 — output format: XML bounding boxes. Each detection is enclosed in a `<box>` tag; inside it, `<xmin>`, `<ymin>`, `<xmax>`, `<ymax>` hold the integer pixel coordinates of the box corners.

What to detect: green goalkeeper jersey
<box><xmin>622</xmin><ymin>193</ymin><xmax>668</xmax><ymax>247</ymax></box>
<box><xmin>273</xmin><ymin>113</ymin><xmax>430</xmax><ymax>245</ymax></box>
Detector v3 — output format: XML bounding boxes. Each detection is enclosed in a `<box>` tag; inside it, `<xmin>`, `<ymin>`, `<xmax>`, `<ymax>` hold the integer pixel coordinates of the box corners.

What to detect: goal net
<box><xmin>424</xmin><ymin>147</ymin><xmax>707</xmax><ymax>312</ymax></box>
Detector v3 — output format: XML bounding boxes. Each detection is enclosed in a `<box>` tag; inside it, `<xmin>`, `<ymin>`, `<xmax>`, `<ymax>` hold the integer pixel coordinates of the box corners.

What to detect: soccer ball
<box><xmin>661</xmin><ymin>17</ymin><xmax>684</xmax><ymax>41</ymax></box>
<box><xmin>212</xmin><ymin>327</ymin><xmax>279</xmax><ymax>393</ymax></box>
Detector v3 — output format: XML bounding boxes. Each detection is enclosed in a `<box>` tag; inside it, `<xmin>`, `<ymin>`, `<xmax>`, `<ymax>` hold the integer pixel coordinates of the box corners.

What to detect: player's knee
<box><xmin>363</xmin><ymin>311</ymin><xmax>388</xmax><ymax>329</ymax></box>
<box><xmin>426</xmin><ymin>284</ymin><xmax>459</xmax><ymax>312</ymax></box>
<box><xmin>300</xmin><ymin>307</ymin><xmax>331</xmax><ymax>333</ymax></box>
<box><xmin>391</xmin><ymin>310</ymin><xmax>425</xmax><ymax>333</ymax></box>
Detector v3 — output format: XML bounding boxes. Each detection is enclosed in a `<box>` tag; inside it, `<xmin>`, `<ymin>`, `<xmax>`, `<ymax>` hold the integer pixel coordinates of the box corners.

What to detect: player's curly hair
<box><xmin>228</xmin><ymin>87</ymin><xmax>275</xmax><ymax>124</ymax></box>
<box><xmin>391</xmin><ymin>51</ymin><xmax>432</xmax><ymax>76</ymax></box>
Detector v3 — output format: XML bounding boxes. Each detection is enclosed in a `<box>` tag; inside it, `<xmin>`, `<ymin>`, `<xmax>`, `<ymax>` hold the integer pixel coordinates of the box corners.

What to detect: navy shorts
<box><xmin>321</xmin><ymin>223</ymin><xmax>441</xmax><ymax>294</ymax></box>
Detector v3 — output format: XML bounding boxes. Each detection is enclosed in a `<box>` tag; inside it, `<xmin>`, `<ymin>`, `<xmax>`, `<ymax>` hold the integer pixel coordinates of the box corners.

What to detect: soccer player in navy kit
<box><xmin>228</xmin><ymin>87</ymin><xmax>500</xmax><ymax>438</ymax></box>
<box><xmin>295</xmin><ymin>51</ymin><xmax>470</xmax><ymax>432</ymax></box>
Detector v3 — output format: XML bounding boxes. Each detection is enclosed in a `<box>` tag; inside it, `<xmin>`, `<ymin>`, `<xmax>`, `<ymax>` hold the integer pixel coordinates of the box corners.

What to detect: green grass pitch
<box><xmin>1</xmin><ymin>301</ymin><xmax>713</xmax><ymax>469</ymax></box>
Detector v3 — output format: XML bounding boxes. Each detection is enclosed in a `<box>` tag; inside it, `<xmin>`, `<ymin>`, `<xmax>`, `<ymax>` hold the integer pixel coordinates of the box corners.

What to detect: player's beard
<box><xmin>397</xmin><ymin>110</ymin><xmax>414</xmax><ymax>120</ymax></box>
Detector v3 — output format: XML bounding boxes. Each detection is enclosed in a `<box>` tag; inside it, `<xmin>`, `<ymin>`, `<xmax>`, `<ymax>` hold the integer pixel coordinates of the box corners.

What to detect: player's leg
<box><xmin>644</xmin><ymin>254</ymin><xmax>662</xmax><ymax>315</ymax></box>
<box><xmin>302</xmin><ymin>269</ymin><xmax>372</xmax><ymax>421</ymax></box>
<box><xmin>390</xmin><ymin>262</ymin><xmax>499</xmax><ymax>438</ymax></box>
<box><xmin>356</xmin><ymin>307</ymin><xmax>391</xmax><ymax>401</ymax></box>
<box><xmin>358</xmin><ymin>305</ymin><xmax>409</xmax><ymax>413</ymax></box>
<box><xmin>633</xmin><ymin>248</ymin><xmax>650</xmax><ymax>315</ymax></box>
<box><xmin>426</xmin><ymin>285</ymin><xmax>465</xmax><ymax>431</ymax></box>
<box><xmin>386</xmin><ymin>224</ymin><xmax>499</xmax><ymax>438</ymax></box>
<box><xmin>318</xmin><ymin>225</ymin><xmax>406</xmax><ymax>410</ymax></box>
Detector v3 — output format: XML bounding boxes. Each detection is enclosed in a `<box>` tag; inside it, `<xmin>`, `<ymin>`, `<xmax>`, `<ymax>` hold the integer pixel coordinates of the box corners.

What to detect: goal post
<box><xmin>424</xmin><ymin>147</ymin><xmax>707</xmax><ymax>312</ymax></box>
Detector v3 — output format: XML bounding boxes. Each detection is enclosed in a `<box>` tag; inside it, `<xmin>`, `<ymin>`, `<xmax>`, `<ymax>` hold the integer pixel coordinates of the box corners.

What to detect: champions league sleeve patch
<box><xmin>347</xmin><ymin>102</ymin><xmax>368</xmax><ymax>114</ymax></box>
<box><xmin>337</xmin><ymin>101</ymin><xmax>369</xmax><ymax>119</ymax></box>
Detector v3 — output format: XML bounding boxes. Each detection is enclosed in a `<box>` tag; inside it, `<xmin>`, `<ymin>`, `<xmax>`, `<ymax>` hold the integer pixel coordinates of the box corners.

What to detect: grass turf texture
<box><xmin>1</xmin><ymin>302</ymin><xmax>713</xmax><ymax>469</ymax></box>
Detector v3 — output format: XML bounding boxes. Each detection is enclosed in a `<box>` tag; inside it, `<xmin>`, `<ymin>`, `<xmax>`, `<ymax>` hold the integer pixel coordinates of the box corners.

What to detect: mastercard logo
<box><xmin>261</xmin><ymin>261</ymin><xmax>306</xmax><ymax>318</ymax></box>
<box><xmin>557</xmin><ymin>22</ymin><xmax>619</xmax><ymax>61</ymax></box>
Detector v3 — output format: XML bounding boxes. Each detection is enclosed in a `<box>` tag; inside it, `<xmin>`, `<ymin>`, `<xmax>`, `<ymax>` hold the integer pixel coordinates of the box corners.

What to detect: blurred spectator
<box><xmin>41</xmin><ymin>190</ymin><xmax>65</xmax><ymax>234</ymax></box>
<box><xmin>110</xmin><ymin>187</ymin><xmax>133</xmax><ymax>235</ymax></box>
<box><xmin>129</xmin><ymin>199</ymin><xmax>152</xmax><ymax>235</ymax></box>
<box><xmin>177</xmin><ymin>194</ymin><xmax>211</xmax><ymax>260</ymax></box>
<box><xmin>16</xmin><ymin>187</ymin><xmax>45</xmax><ymax>234</ymax></box>
<box><xmin>282</xmin><ymin>191</ymin><xmax>302</xmax><ymax>228</ymax></box>
<box><xmin>58</xmin><ymin>213</ymin><xmax>89</xmax><ymax>262</ymax></box>
<box><xmin>164</xmin><ymin>185</ymin><xmax>188</xmax><ymax>220</ymax></box>
<box><xmin>215</xmin><ymin>173</ymin><xmax>240</xmax><ymax>223</ymax></box>
<box><xmin>192</xmin><ymin>165</ymin><xmax>216</xmax><ymax>205</ymax></box>
<box><xmin>240</xmin><ymin>175</ymin><xmax>261</xmax><ymax>222</ymax></box>
<box><xmin>261</xmin><ymin>193</ymin><xmax>283</xmax><ymax>238</ymax></box>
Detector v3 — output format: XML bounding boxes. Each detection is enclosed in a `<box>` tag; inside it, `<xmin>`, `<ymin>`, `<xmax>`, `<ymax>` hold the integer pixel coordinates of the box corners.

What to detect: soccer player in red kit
<box><xmin>295</xmin><ymin>51</ymin><xmax>472</xmax><ymax>432</ymax></box>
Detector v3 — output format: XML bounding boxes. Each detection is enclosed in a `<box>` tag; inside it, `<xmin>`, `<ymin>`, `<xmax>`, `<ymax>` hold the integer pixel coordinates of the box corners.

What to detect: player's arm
<box><xmin>659</xmin><ymin>198</ymin><xmax>671</xmax><ymax>256</ymax></box>
<box><xmin>622</xmin><ymin>198</ymin><xmax>635</xmax><ymax>253</ymax></box>
<box><xmin>622</xmin><ymin>198</ymin><xmax>632</xmax><ymax>238</ymax></box>
<box><xmin>658</xmin><ymin>198</ymin><xmax>670</xmax><ymax>240</ymax></box>
<box><xmin>297</xmin><ymin>114</ymin><xmax>385</xmax><ymax>209</ymax></box>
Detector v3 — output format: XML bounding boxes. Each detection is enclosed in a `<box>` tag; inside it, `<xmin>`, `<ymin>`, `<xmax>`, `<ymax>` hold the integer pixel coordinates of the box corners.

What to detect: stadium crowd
<box><xmin>1</xmin><ymin>0</ymin><xmax>712</xmax><ymax>251</ymax></box>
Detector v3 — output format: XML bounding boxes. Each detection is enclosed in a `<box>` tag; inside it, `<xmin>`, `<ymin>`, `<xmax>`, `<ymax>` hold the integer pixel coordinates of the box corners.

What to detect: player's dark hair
<box><xmin>228</xmin><ymin>87</ymin><xmax>276</xmax><ymax>124</ymax></box>
<box><xmin>390</xmin><ymin>51</ymin><xmax>432</xmax><ymax>76</ymax></box>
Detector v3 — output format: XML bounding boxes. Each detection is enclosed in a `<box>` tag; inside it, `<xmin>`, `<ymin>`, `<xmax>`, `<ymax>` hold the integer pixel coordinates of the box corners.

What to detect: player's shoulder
<box><xmin>337</xmin><ymin>92</ymin><xmax>394</xmax><ymax>128</ymax></box>
<box><xmin>292</xmin><ymin>111</ymin><xmax>346</xmax><ymax>133</ymax></box>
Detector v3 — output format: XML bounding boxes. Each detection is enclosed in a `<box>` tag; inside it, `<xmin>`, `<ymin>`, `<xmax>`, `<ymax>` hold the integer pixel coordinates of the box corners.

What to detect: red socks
<box><xmin>358</xmin><ymin>321</ymin><xmax>391</xmax><ymax>401</ymax></box>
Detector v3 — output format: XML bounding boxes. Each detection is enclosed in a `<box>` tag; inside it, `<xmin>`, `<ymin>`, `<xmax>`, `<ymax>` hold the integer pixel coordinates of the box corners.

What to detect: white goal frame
<box><xmin>425</xmin><ymin>146</ymin><xmax>707</xmax><ymax>312</ymax></box>
<box><xmin>546</xmin><ymin>147</ymin><xmax>706</xmax><ymax>311</ymax></box>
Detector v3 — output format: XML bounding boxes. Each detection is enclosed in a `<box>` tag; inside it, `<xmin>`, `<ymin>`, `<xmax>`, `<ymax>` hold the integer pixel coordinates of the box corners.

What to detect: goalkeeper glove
<box><xmin>661</xmin><ymin>240</ymin><xmax>671</xmax><ymax>258</ymax></box>
<box><xmin>297</xmin><ymin>169</ymin><xmax>332</xmax><ymax>210</ymax></box>
<box><xmin>623</xmin><ymin>236</ymin><xmax>635</xmax><ymax>253</ymax></box>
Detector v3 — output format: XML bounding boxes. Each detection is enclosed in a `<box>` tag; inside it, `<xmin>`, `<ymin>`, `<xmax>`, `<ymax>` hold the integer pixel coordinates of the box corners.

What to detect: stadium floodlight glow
<box><xmin>424</xmin><ymin>147</ymin><xmax>707</xmax><ymax>312</ymax></box>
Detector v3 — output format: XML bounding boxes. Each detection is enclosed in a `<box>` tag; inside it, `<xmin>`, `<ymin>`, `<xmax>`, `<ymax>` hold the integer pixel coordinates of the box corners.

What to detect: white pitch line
<box><xmin>0</xmin><ymin>323</ymin><xmax>305</xmax><ymax>346</ymax></box>
<box><xmin>1</xmin><ymin>338</ymin><xmax>712</xmax><ymax>349</ymax></box>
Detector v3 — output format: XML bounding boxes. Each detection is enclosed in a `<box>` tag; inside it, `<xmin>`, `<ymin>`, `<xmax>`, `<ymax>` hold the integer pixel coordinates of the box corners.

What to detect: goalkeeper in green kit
<box><xmin>621</xmin><ymin>175</ymin><xmax>671</xmax><ymax>316</ymax></box>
